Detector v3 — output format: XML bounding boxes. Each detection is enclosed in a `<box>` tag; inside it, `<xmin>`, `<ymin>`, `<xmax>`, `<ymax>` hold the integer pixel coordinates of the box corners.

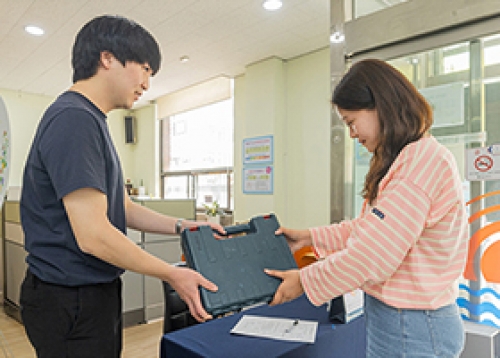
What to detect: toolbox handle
<box><xmin>222</xmin><ymin>223</ymin><xmax>251</xmax><ymax>236</ymax></box>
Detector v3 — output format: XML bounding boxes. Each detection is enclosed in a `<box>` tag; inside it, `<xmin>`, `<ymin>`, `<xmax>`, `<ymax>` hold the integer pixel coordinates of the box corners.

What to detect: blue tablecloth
<box><xmin>160</xmin><ymin>294</ymin><xmax>365</xmax><ymax>358</ymax></box>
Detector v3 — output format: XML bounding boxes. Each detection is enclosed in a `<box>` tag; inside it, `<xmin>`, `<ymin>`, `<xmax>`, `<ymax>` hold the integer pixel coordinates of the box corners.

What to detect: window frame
<box><xmin>159</xmin><ymin>99</ymin><xmax>234</xmax><ymax>212</ymax></box>
<box><xmin>160</xmin><ymin>167</ymin><xmax>233</xmax><ymax>212</ymax></box>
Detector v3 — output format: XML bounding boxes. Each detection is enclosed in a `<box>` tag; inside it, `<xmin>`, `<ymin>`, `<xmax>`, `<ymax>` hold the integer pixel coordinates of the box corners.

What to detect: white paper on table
<box><xmin>230</xmin><ymin>315</ymin><xmax>318</xmax><ymax>343</ymax></box>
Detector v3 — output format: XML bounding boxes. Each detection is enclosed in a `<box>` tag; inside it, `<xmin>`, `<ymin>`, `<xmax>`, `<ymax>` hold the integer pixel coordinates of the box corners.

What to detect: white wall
<box><xmin>108</xmin><ymin>105</ymin><xmax>158</xmax><ymax>197</ymax></box>
<box><xmin>234</xmin><ymin>48</ymin><xmax>331</xmax><ymax>228</ymax></box>
<box><xmin>129</xmin><ymin>104</ymin><xmax>158</xmax><ymax>197</ymax></box>
<box><xmin>283</xmin><ymin>48</ymin><xmax>331</xmax><ymax>228</ymax></box>
<box><xmin>0</xmin><ymin>89</ymin><xmax>53</xmax><ymax>188</ymax></box>
<box><xmin>107</xmin><ymin>108</ymin><xmax>132</xmax><ymax>180</ymax></box>
<box><xmin>234</xmin><ymin>57</ymin><xmax>286</xmax><ymax>222</ymax></box>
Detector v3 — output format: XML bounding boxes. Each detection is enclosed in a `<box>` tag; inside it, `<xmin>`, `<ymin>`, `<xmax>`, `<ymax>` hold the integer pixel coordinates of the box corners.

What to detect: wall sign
<box><xmin>243</xmin><ymin>135</ymin><xmax>273</xmax><ymax>165</ymax></box>
<box><xmin>243</xmin><ymin>166</ymin><xmax>273</xmax><ymax>194</ymax></box>
<box><xmin>466</xmin><ymin>144</ymin><xmax>500</xmax><ymax>181</ymax></box>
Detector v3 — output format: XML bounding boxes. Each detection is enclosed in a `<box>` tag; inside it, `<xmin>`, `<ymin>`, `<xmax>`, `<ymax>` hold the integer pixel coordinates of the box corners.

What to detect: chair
<box><xmin>293</xmin><ymin>246</ymin><xmax>317</xmax><ymax>268</ymax></box>
<box><xmin>162</xmin><ymin>263</ymin><xmax>199</xmax><ymax>333</ymax></box>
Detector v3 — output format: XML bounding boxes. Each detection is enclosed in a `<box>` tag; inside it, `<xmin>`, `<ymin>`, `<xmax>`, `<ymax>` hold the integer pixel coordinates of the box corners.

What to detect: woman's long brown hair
<box><xmin>332</xmin><ymin>59</ymin><xmax>433</xmax><ymax>205</ymax></box>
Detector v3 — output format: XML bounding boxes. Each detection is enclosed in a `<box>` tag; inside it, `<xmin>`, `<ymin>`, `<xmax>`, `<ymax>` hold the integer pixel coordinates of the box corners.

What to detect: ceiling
<box><xmin>0</xmin><ymin>0</ymin><xmax>330</xmax><ymax>107</ymax></box>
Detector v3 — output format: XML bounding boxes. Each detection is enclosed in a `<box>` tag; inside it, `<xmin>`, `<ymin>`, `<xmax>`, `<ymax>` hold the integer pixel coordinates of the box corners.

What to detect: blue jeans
<box><xmin>365</xmin><ymin>294</ymin><xmax>464</xmax><ymax>358</ymax></box>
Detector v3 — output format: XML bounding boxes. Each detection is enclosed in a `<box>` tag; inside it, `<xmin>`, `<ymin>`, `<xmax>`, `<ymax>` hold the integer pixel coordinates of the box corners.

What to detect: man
<box><xmin>19</xmin><ymin>15</ymin><xmax>221</xmax><ymax>357</ymax></box>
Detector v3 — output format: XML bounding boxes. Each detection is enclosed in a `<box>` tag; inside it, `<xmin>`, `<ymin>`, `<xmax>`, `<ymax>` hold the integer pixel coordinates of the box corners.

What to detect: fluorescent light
<box><xmin>180</xmin><ymin>56</ymin><xmax>190</xmax><ymax>63</ymax></box>
<box><xmin>263</xmin><ymin>0</ymin><xmax>282</xmax><ymax>11</ymax></box>
<box><xmin>25</xmin><ymin>25</ymin><xmax>44</xmax><ymax>36</ymax></box>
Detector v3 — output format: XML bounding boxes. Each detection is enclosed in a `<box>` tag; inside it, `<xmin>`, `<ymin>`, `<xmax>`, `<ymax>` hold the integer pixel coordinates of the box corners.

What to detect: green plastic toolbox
<box><xmin>181</xmin><ymin>214</ymin><xmax>297</xmax><ymax>316</ymax></box>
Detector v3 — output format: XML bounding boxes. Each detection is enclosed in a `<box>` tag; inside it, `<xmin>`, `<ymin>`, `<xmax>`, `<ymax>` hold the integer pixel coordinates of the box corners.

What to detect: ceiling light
<box><xmin>330</xmin><ymin>31</ymin><xmax>345</xmax><ymax>44</ymax></box>
<box><xmin>25</xmin><ymin>25</ymin><xmax>44</xmax><ymax>36</ymax></box>
<box><xmin>180</xmin><ymin>56</ymin><xmax>190</xmax><ymax>63</ymax></box>
<box><xmin>263</xmin><ymin>0</ymin><xmax>282</xmax><ymax>11</ymax></box>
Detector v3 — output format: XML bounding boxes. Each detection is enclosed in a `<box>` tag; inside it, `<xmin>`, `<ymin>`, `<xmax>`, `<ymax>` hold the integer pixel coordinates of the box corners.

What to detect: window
<box><xmin>161</xmin><ymin>99</ymin><xmax>234</xmax><ymax>211</ymax></box>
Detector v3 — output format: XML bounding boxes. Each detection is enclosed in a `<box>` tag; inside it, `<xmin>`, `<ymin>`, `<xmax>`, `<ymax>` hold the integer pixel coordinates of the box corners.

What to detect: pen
<box><xmin>284</xmin><ymin>319</ymin><xmax>299</xmax><ymax>334</ymax></box>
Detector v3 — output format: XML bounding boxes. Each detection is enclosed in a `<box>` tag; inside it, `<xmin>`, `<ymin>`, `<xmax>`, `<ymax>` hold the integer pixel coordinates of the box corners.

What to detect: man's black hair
<box><xmin>72</xmin><ymin>15</ymin><xmax>161</xmax><ymax>83</ymax></box>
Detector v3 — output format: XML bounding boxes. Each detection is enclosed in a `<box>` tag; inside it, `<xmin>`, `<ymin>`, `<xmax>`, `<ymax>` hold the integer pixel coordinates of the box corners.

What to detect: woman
<box><xmin>266</xmin><ymin>59</ymin><xmax>468</xmax><ymax>357</ymax></box>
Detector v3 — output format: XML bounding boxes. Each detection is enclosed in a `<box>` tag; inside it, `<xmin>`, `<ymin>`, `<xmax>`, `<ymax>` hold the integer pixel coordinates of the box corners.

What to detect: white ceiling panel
<box><xmin>0</xmin><ymin>0</ymin><xmax>331</xmax><ymax>107</ymax></box>
<box><xmin>0</xmin><ymin>0</ymin><xmax>34</xmax><ymax>36</ymax></box>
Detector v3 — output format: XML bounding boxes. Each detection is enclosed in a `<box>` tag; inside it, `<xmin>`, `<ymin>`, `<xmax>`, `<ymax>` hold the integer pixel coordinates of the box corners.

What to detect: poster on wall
<box><xmin>243</xmin><ymin>135</ymin><xmax>273</xmax><ymax>165</ymax></box>
<box><xmin>0</xmin><ymin>97</ymin><xmax>11</xmax><ymax>205</ymax></box>
<box><xmin>243</xmin><ymin>166</ymin><xmax>273</xmax><ymax>194</ymax></box>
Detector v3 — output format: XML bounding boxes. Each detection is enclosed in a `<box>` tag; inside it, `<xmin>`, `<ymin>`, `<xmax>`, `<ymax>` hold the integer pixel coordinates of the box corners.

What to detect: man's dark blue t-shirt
<box><xmin>20</xmin><ymin>91</ymin><xmax>125</xmax><ymax>286</ymax></box>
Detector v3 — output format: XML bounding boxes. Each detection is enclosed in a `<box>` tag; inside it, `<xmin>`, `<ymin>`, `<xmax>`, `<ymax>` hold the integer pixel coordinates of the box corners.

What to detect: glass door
<box><xmin>351</xmin><ymin>34</ymin><xmax>500</xmax><ymax>327</ymax></box>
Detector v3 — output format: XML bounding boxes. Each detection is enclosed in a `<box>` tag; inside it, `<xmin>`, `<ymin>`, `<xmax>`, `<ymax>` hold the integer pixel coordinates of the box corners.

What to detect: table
<box><xmin>160</xmin><ymin>295</ymin><xmax>366</xmax><ymax>358</ymax></box>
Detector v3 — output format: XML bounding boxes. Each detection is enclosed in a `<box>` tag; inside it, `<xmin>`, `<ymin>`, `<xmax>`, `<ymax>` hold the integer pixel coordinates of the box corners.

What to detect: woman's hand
<box><xmin>265</xmin><ymin>269</ymin><xmax>304</xmax><ymax>305</ymax></box>
<box><xmin>275</xmin><ymin>227</ymin><xmax>312</xmax><ymax>253</ymax></box>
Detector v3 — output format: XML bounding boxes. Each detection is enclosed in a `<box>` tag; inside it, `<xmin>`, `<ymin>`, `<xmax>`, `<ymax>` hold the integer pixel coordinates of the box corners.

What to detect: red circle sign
<box><xmin>474</xmin><ymin>155</ymin><xmax>493</xmax><ymax>172</ymax></box>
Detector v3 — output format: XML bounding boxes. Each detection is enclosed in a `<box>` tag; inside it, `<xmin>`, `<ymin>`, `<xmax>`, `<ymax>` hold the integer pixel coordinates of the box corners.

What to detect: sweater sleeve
<box><xmin>301</xmin><ymin>178</ymin><xmax>432</xmax><ymax>306</ymax></box>
<box><xmin>309</xmin><ymin>218</ymin><xmax>361</xmax><ymax>258</ymax></box>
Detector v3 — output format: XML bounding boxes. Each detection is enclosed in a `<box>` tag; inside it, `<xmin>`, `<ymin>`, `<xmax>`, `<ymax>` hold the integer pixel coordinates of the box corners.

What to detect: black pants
<box><xmin>20</xmin><ymin>270</ymin><xmax>122</xmax><ymax>358</ymax></box>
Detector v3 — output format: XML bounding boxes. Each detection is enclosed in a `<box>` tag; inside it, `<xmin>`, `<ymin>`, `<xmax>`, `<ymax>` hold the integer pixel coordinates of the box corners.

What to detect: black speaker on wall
<box><xmin>124</xmin><ymin>116</ymin><xmax>136</xmax><ymax>144</ymax></box>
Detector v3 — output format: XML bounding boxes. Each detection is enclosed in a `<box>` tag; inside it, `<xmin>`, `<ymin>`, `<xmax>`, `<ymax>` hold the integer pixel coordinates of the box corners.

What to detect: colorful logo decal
<box><xmin>463</xmin><ymin>190</ymin><xmax>500</xmax><ymax>282</ymax></box>
<box><xmin>459</xmin><ymin>190</ymin><xmax>500</xmax><ymax>328</ymax></box>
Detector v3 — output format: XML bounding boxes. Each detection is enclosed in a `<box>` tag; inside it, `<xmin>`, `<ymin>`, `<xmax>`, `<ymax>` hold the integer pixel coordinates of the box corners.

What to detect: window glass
<box><xmin>163</xmin><ymin>175</ymin><xmax>191</xmax><ymax>199</ymax></box>
<box><xmin>160</xmin><ymin>98</ymin><xmax>234</xmax><ymax>210</ymax></box>
<box><xmin>196</xmin><ymin>173</ymin><xmax>229</xmax><ymax>208</ymax></box>
<box><xmin>163</xmin><ymin>99</ymin><xmax>233</xmax><ymax>172</ymax></box>
<box><xmin>484</xmin><ymin>34</ymin><xmax>500</xmax><ymax>66</ymax></box>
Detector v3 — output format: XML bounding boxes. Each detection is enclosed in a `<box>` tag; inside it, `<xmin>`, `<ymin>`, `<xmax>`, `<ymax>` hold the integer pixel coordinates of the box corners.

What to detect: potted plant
<box><xmin>204</xmin><ymin>200</ymin><xmax>223</xmax><ymax>224</ymax></box>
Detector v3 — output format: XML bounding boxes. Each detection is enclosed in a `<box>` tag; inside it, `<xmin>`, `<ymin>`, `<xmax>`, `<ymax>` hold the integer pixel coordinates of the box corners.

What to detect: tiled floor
<box><xmin>0</xmin><ymin>305</ymin><xmax>164</xmax><ymax>358</ymax></box>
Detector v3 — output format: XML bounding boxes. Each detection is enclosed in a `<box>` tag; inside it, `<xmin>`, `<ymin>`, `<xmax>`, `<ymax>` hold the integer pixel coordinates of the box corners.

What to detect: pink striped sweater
<box><xmin>301</xmin><ymin>136</ymin><xmax>468</xmax><ymax>309</ymax></box>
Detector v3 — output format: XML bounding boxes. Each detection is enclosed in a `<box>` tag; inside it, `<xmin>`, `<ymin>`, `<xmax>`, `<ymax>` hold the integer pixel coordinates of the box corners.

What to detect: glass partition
<box><xmin>350</xmin><ymin>33</ymin><xmax>500</xmax><ymax>328</ymax></box>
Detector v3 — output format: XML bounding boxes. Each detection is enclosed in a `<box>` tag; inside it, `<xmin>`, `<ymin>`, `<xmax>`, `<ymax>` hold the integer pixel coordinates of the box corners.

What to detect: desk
<box><xmin>161</xmin><ymin>295</ymin><xmax>365</xmax><ymax>358</ymax></box>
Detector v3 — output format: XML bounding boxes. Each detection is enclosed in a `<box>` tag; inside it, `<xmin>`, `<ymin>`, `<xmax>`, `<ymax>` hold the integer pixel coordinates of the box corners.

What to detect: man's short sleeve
<box><xmin>38</xmin><ymin>108</ymin><xmax>107</xmax><ymax>200</ymax></box>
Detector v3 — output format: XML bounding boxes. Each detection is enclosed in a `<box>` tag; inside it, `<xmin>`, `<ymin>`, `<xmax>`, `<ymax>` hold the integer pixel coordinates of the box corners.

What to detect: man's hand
<box><xmin>182</xmin><ymin>220</ymin><xmax>226</xmax><ymax>239</ymax></box>
<box><xmin>167</xmin><ymin>266</ymin><xmax>218</xmax><ymax>322</ymax></box>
